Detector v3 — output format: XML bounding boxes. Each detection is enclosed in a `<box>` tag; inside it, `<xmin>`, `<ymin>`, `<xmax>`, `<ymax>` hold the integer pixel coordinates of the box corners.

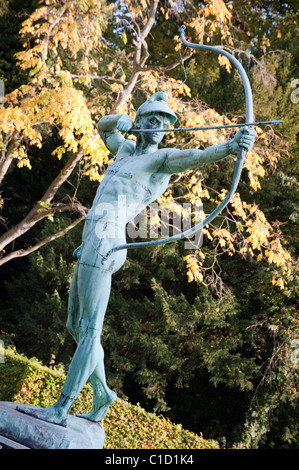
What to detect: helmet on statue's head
<box><xmin>135</xmin><ymin>91</ymin><xmax>177</xmax><ymax>126</ymax></box>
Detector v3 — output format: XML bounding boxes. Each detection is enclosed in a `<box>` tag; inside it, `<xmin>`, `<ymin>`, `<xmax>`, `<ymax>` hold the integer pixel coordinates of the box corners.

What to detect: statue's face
<box><xmin>137</xmin><ymin>112</ymin><xmax>171</xmax><ymax>145</ymax></box>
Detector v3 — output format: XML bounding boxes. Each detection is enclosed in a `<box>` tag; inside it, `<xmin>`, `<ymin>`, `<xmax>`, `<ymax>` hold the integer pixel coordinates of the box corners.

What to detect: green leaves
<box><xmin>104</xmin><ymin>244</ymin><xmax>260</xmax><ymax>419</ymax></box>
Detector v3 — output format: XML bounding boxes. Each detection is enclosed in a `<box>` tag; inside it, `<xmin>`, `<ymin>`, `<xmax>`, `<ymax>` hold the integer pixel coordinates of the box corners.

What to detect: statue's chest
<box><xmin>106</xmin><ymin>152</ymin><xmax>170</xmax><ymax>202</ymax></box>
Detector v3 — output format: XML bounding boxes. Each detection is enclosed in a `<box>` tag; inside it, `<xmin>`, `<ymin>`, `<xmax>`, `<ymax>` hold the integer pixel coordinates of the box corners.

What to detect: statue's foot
<box><xmin>16</xmin><ymin>404</ymin><xmax>68</xmax><ymax>427</ymax></box>
<box><xmin>76</xmin><ymin>391</ymin><xmax>117</xmax><ymax>422</ymax></box>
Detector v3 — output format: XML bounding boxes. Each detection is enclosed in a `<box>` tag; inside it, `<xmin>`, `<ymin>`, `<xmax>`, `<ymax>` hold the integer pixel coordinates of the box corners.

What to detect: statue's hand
<box><xmin>231</xmin><ymin>126</ymin><xmax>257</xmax><ymax>153</ymax></box>
<box><xmin>117</xmin><ymin>115</ymin><xmax>133</xmax><ymax>133</ymax></box>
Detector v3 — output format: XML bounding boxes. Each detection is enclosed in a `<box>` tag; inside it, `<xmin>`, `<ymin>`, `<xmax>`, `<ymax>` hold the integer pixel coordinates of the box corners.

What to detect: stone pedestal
<box><xmin>0</xmin><ymin>402</ymin><xmax>105</xmax><ymax>449</ymax></box>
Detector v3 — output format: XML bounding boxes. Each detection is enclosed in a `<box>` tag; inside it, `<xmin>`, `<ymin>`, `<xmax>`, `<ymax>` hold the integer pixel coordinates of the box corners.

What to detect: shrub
<box><xmin>0</xmin><ymin>347</ymin><xmax>219</xmax><ymax>449</ymax></box>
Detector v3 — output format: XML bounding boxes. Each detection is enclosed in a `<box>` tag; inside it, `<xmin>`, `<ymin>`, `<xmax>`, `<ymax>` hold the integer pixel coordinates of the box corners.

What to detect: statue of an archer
<box><xmin>17</xmin><ymin>90</ymin><xmax>256</xmax><ymax>426</ymax></box>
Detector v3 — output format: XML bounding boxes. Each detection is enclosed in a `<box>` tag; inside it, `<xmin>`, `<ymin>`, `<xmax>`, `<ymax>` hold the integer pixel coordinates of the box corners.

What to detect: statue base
<box><xmin>0</xmin><ymin>402</ymin><xmax>105</xmax><ymax>449</ymax></box>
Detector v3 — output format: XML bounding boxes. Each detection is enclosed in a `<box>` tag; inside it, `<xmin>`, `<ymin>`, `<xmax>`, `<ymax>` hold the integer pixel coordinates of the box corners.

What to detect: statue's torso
<box><xmin>82</xmin><ymin>140</ymin><xmax>173</xmax><ymax>243</ymax></box>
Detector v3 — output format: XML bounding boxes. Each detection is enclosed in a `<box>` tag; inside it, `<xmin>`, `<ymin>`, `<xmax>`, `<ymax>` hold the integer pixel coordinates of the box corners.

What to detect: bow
<box><xmin>102</xmin><ymin>26</ymin><xmax>254</xmax><ymax>262</ymax></box>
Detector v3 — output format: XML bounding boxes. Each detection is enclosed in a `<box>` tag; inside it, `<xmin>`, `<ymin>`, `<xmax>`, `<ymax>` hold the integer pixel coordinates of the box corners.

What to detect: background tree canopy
<box><xmin>0</xmin><ymin>0</ymin><xmax>298</xmax><ymax>448</ymax></box>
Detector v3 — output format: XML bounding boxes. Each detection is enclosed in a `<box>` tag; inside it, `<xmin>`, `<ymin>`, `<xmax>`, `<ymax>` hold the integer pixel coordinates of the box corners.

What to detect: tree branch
<box><xmin>0</xmin><ymin>216</ymin><xmax>84</xmax><ymax>267</ymax></box>
<box><xmin>41</xmin><ymin>5</ymin><xmax>67</xmax><ymax>62</ymax></box>
<box><xmin>110</xmin><ymin>0</ymin><xmax>159</xmax><ymax>114</ymax></box>
<box><xmin>138</xmin><ymin>52</ymin><xmax>194</xmax><ymax>73</ymax></box>
<box><xmin>41</xmin><ymin>147</ymin><xmax>84</xmax><ymax>203</ymax></box>
<box><xmin>70</xmin><ymin>74</ymin><xmax>126</xmax><ymax>85</ymax></box>
<box><xmin>0</xmin><ymin>148</ymin><xmax>84</xmax><ymax>254</ymax></box>
<box><xmin>26</xmin><ymin>201</ymin><xmax>88</xmax><ymax>226</ymax></box>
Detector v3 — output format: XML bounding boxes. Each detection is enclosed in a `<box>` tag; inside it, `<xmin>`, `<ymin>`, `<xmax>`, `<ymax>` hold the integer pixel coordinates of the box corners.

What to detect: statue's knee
<box><xmin>79</xmin><ymin>324</ymin><xmax>102</xmax><ymax>342</ymax></box>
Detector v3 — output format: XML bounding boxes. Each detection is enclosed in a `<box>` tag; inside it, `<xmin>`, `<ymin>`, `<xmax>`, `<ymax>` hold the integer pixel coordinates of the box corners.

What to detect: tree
<box><xmin>0</xmin><ymin>0</ymin><xmax>112</xmax><ymax>265</ymax></box>
<box><xmin>0</xmin><ymin>0</ymin><xmax>294</xmax><ymax>294</ymax></box>
<box><xmin>0</xmin><ymin>0</ymin><xmax>298</xmax><ymax>448</ymax></box>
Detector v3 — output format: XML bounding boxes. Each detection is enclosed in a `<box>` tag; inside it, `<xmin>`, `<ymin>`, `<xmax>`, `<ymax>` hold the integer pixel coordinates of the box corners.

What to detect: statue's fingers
<box><xmin>241</xmin><ymin>126</ymin><xmax>256</xmax><ymax>136</ymax></box>
<box><xmin>242</xmin><ymin>125</ymin><xmax>249</xmax><ymax>133</ymax></box>
<box><xmin>240</xmin><ymin>137</ymin><xmax>254</xmax><ymax>149</ymax></box>
<box><xmin>247</xmin><ymin>128</ymin><xmax>257</xmax><ymax>136</ymax></box>
<box><xmin>118</xmin><ymin>123</ymin><xmax>129</xmax><ymax>132</ymax></box>
<box><xmin>241</xmin><ymin>136</ymin><xmax>254</xmax><ymax>144</ymax></box>
<box><xmin>241</xmin><ymin>132</ymin><xmax>256</xmax><ymax>141</ymax></box>
<box><xmin>240</xmin><ymin>143</ymin><xmax>251</xmax><ymax>151</ymax></box>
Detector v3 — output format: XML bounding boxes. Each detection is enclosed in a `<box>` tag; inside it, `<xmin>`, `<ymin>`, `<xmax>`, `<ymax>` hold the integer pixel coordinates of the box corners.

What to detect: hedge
<box><xmin>0</xmin><ymin>347</ymin><xmax>219</xmax><ymax>449</ymax></box>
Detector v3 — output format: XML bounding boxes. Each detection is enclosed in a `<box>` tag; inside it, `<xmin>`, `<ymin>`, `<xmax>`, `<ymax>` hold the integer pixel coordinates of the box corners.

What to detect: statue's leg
<box><xmin>16</xmin><ymin>263</ymin><xmax>82</xmax><ymax>426</ymax></box>
<box><xmin>67</xmin><ymin>262</ymin><xmax>116</xmax><ymax>421</ymax></box>
<box><xmin>76</xmin><ymin>343</ymin><xmax>117</xmax><ymax>422</ymax></box>
<box><xmin>56</xmin><ymin>263</ymin><xmax>113</xmax><ymax>409</ymax></box>
<box><xmin>66</xmin><ymin>262</ymin><xmax>81</xmax><ymax>343</ymax></box>
<box><xmin>17</xmin><ymin>263</ymin><xmax>113</xmax><ymax>426</ymax></box>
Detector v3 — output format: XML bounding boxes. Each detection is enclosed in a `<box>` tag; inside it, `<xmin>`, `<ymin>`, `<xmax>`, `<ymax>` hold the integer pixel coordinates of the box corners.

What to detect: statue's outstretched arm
<box><xmin>165</xmin><ymin>126</ymin><xmax>256</xmax><ymax>174</ymax></box>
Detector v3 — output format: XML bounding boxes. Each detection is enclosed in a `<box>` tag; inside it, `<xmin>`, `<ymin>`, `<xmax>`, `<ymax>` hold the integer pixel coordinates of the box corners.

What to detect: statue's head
<box><xmin>135</xmin><ymin>91</ymin><xmax>177</xmax><ymax>126</ymax></box>
<box><xmin>134</xmin><ymin>92</ymin><xmax>177</xmax><ymax>147</ymax></box>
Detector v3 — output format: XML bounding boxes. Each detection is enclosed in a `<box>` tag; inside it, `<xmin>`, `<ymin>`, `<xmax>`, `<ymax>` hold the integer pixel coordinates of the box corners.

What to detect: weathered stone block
<box><xmin>0</xmin><ymin>402</ymin><xmax>105</xmax><ymax>449</ymax></box>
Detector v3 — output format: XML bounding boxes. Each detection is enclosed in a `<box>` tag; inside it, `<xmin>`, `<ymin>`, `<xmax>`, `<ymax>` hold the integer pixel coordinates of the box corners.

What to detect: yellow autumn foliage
<box><xmin>184</xmin><ymin>254</ymin><xmax>204</xmax><ymax>284</ymax></box>
<box><xmin>0</xmin><ymin>1</ymin><xmax>115</xmax><ymax>183</ymax></box>
<box><xmin>187</xmin><ymin>0</ymin><xmax>233</xmax><ymax>46</ymax></box>
<box><xmin>0</xmin><ymin>0</ymin><xmax>294</xmax><ymax>290</ymax></box>
<box><xmin>1</xmin><ymin>85</ymin><xmax>109</xmax><ymax>178</ymax></box>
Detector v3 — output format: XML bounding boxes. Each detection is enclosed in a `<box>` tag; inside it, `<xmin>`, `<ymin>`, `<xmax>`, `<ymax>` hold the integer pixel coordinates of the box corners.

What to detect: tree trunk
<box><xmin>0</xmin><ymin>132</ymin><xmax>22</xmax><ymax>185</ymax></box>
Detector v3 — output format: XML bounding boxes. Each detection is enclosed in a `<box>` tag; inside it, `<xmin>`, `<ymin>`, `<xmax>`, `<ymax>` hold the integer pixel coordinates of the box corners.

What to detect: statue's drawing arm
<box><xmin>165</xmin><ymin>126</ymin><xmax>256</xmax><ymax>174</ymax></box>
<box><xmin>97</xmin><ymin>114</ymin><xmax>133</xmax><ymax>155</ymax></box>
